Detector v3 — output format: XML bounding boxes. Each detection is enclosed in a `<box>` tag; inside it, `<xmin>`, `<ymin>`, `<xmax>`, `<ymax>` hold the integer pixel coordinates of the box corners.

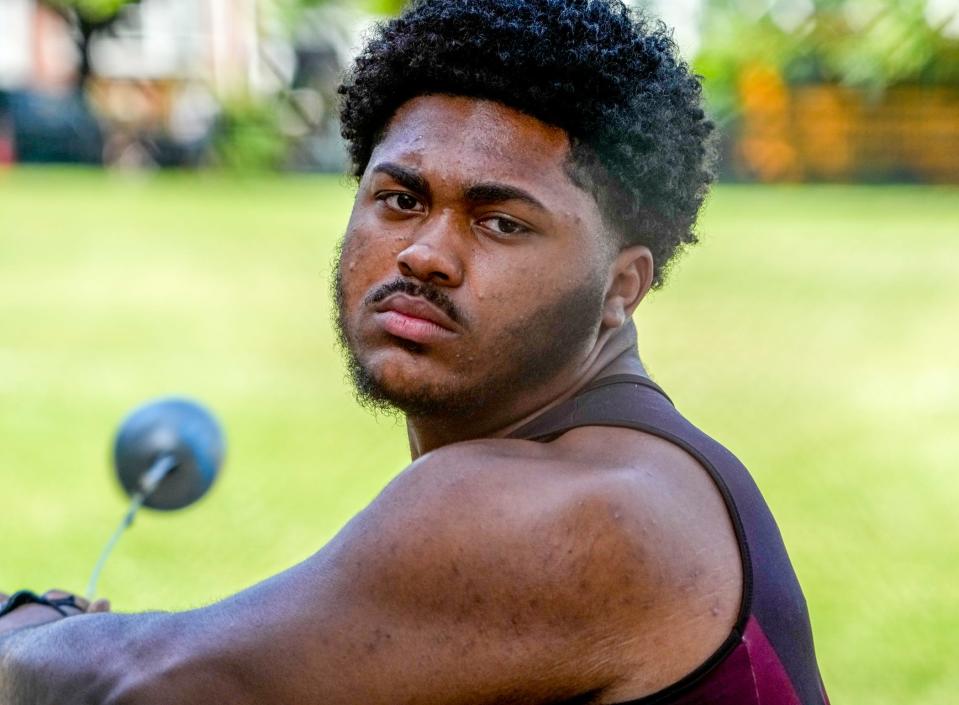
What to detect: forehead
<box><xmin>368</xmin><ymin>95</ymin><xmax>586</xmax><ymax>203</ymax></box>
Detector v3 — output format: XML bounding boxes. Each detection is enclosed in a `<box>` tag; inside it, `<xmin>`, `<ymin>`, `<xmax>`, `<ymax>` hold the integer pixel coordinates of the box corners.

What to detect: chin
<box><xmin>349</xmin><ymin>345</ymin><xmax>471</xmax><ymax>416</ymax></box>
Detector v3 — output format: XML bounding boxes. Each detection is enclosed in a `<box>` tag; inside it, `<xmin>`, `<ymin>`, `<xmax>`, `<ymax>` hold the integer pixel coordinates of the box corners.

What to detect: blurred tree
<box><xmin>293</xmin><ymin>0</ymin><xmax>406</xmax><ymax>15</ymax></box>
<box><xmin>695</xmin><ymin>0</ymin><xmax>959</xmax><ymax>182</ymax></box>
<box><xmin>365</xmin><ymin>0</ymin><xmax>407</xmax><ymax>13</ymax></box>
<box><xmin>40</xmin><ymin>0</ymin><xmax>141</xmax><ymax>88</ymax></box>
<box><xmin>696</xmin><ymin>0</ymin><xmax>959</xmax><ymax>120</ymax></box>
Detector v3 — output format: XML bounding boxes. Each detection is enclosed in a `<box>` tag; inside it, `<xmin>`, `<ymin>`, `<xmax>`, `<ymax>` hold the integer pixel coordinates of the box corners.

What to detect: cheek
<box><xmin>468</xmin><ymin>255</ymin><xmax>551</xmax><ymax>317</ymax></box>
<box><xmin>465</xmin><ymin>247</ymin><xmax>606</xmax><ymax>347</ymax></box>
<box><xmin>339</xmin><ymin>226</ymin><xmax>403</xmax><ymax>308</ymax></box>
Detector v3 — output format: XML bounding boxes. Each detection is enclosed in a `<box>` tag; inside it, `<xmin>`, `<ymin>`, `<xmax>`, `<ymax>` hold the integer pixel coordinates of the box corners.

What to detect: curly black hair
<box><xmin>338</xmin><ymin>0</ymin><xmax>715</xmax><ymax>287</ymax></box>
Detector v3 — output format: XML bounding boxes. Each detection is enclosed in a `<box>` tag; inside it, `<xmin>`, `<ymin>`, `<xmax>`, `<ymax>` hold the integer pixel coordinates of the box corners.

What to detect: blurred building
<box><xmin>4</xmin><ymin>0</ymin><xmax>956</xmax><ymax>180</ymax></box>
<box><xmin>0</xmin><ymin>0</ymin><xmax>302</xmax><ymax>166</ymax></box>
<box><xmin>0</xmin><ymin>0</ymin><xmax>287</xmax><ymax>92</ymax></box>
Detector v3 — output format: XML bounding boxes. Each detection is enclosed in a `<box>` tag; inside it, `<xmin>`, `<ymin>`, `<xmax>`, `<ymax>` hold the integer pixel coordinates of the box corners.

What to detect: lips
<box><xmin>373</xmin><ymin>293</ymin><xmax>461</xmax><ymax>345</ymax></box>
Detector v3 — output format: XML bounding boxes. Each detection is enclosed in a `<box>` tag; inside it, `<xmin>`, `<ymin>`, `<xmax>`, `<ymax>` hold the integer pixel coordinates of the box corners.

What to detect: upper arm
<box><xmin>112</xmin><ymin>444</ymin><xmax>647</xmax><ymax>705</ymax></box>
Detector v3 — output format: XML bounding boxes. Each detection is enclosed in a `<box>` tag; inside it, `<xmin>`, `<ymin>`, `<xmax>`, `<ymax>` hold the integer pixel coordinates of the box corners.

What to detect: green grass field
<box><xmin>1</xmin><ymin>169</ymin><xmax>957</xmax><ymax>703</ymax></box>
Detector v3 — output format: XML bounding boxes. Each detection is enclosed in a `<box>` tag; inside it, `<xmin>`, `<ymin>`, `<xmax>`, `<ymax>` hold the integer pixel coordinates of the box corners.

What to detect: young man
<box><xmin>0</xmin><ymin>1</ymin><xmax>829</xmax><ymax>703</ymax></box>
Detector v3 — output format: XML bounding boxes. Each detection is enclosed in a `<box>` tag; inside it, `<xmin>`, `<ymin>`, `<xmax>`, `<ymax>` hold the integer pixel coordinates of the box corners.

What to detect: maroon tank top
<box><xmin>509</xmin><ymin>374</ymin><xmax>830</xmax><ymax>705</ymax></box>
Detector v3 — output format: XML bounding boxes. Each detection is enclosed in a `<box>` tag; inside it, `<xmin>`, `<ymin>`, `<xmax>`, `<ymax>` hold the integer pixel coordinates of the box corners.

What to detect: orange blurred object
<box><xmin>737</xmin><ymin>66</ymin><xmax>959</xmax><ymax>182</ymax></box>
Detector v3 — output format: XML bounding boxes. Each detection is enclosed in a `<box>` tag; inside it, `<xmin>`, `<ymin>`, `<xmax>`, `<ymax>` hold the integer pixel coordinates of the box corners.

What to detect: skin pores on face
<box><xmin>335</xmin><ymin>95</ymin><xmax>613</xmax><ymax>424</ymax></box>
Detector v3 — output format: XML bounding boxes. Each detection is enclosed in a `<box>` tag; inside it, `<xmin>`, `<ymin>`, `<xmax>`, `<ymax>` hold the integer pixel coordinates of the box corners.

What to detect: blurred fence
<box><xmin>734</xmin><ymin>67</ymin><xmax>959</xmax><ymax>182</ymax></box>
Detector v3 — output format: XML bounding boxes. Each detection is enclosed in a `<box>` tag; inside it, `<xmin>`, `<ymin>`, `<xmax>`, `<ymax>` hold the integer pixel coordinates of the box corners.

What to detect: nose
<box><xmin>396</xmin><ymin>214</ymin><xmax>464</xmax><ymax>287</ymax></box>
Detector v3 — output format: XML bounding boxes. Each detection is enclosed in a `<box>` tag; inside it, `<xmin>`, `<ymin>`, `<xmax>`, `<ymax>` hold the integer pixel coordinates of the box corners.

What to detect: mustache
<box><xmin>364</xmin><ymin>279</ymin><xmax>464</xmax><ymax>327</ymax></box>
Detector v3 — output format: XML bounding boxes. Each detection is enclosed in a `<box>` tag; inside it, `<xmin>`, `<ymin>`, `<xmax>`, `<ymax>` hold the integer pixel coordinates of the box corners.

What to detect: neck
<box><xmin>405</xmin><ymin>321</ymin><xmax>648</xmax><ymax>459</ymax></box>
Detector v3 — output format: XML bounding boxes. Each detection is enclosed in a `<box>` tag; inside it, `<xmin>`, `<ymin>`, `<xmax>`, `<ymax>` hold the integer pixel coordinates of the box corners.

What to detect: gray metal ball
<box><xmin>113</xmin><ymin>397</ymin><xmax>225</xmax><ymax>511</ymax></box>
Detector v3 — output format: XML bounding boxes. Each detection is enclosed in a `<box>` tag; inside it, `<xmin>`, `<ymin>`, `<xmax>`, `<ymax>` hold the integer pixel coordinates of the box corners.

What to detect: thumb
<box><xmin>89</xmin><ymin>599</ymin><xmax>112</xmax><ymax>613</ymax></box>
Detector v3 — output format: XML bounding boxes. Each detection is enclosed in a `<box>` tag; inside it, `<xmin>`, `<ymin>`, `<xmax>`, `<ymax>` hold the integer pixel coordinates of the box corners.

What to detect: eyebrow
<box><xmin>372</xmin><ymin>162</ymin><xmax>548</xmax><ymax>213</ymax></box>
<box><xmin>372</xmin><ymin>162</ymin><xmax>432</xmax><ymax>199</ymax></box>
<box><xmin>463</xmin><ymin>182</ymin><xmax>547</xmax><ymax>212</ymax></box>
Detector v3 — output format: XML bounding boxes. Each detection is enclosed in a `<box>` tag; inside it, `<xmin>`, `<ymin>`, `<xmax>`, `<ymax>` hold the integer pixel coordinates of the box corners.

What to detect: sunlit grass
<box><xmin>2</xmin><ymin>169</ymin><xmax>957</xmax><ymax>704</ymax></box>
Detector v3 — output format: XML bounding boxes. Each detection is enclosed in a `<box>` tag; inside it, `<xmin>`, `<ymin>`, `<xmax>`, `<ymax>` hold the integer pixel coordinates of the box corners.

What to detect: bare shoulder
<box><xmin>355</xmin><ymin>426</ymin><xmax>743</xmax><ymax>701</ymax></box>
<box><xmin>139</xmin><ymin>427</ymin><xmax>744</xmax><ymax>705</ymax></box>
<box><xmin>389</xmin><ymin>427</ymin><xmax>742</xmax><ymax>591</ymax></box>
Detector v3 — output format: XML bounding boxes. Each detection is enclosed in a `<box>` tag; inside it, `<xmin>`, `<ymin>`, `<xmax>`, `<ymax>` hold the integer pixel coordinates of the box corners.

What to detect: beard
<box><xmin>332</xmin><ymin>244</ymin><xmax>606</xmax><ymax>421</ymax></box>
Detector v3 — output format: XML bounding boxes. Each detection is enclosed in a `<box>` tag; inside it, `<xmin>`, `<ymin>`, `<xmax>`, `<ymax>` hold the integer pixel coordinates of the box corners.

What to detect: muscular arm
<box><xmin>0</xmin><ymin>441</ymin><xmax>655</xmax><ymax>705</ymax></box>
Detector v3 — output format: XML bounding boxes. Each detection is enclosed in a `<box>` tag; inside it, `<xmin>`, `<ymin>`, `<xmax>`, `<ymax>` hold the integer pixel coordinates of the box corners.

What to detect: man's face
<box><xmin>335</xmin><ymin>95</ymin><xmax>613</xmax><ymax>421</ymax></box>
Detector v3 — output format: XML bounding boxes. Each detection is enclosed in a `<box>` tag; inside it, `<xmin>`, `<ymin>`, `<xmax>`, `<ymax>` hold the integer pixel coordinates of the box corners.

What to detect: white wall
<box><xmin>0</xmin><ymin>0</ymin><xmax>33</xmax><ymax>89</ymax></box>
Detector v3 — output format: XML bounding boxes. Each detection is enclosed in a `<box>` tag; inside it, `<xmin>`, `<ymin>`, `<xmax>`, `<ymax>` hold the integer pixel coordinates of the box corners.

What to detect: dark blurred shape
<box><xmin>2</xmin><ymin>88</ymin><xmax>103</xmax><ymax>163</ymax></box>
<box><xmin>0</xmin><ymin>92</ymin><xmax>18</xmax><ymax>165</ymax></box>
<box><xmin>282</xmin><ymin>44</ymin><xmax>350</xmax><ymax>172</ymax></box>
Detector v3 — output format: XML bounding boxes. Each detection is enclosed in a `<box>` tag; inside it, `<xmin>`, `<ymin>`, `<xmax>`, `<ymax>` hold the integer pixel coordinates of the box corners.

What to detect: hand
<box><xmin>0</xmin><ymin>589</ymin><xmax>111</xmax><ymax>636</ymax></box>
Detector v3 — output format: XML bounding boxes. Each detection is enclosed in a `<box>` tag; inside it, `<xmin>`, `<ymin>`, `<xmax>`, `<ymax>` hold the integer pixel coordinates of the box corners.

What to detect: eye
<box><xmin>477</xmin><ymin>215</ymin><xmax>531</xmax><ymax>237</ymax></box>
<box><xmin>379</xmin><ymin>192</ymin><xmax>425</xmax><ymax>213</ymax></box>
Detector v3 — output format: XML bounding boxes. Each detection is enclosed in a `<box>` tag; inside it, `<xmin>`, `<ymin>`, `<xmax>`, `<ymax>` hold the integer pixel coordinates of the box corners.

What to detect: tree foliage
<box><xmin>43</xmin><ymin>0</ymin><xmax>138</xmax><ymax>24</ymax></box>
<box><xmin>294</xmin><ymin>0</ymin><xmax>407</xmax><ymax>15</ymax></box>
<box><xmin>696</xmin><ymin>0</ymin><xmax>959</xmax><ymax>117</ymax></box>
<box><xmin>38</xmin><ymin>0</ymin><xmax>141</xmax><ymax>85</ymax></box>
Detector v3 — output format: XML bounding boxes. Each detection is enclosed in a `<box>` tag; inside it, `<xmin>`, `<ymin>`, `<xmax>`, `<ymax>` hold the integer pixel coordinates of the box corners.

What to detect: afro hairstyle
<box><xmin>338</xmin><ymin>0</ymin><xmax>715</xmax><ymax>287</ymax></box>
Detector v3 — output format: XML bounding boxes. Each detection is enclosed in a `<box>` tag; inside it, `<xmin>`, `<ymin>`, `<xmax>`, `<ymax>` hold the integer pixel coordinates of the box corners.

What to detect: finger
<box><xmin>43</xmin><ymin>589</ymin><xmax>90</xmax><ymax>612</ymax></box>
<box><xmin>0</xmin><ymin>592</ymin><xmax>9</xmax><ymax>604</ymax></box>
<box><xmin>89</xmin><ymin>599</ymin><xmax>112</xmax><ymax>613</ymax></box>
<box><xmin>43</xmin><ymin>589</ymin><xmax>71</xmax><ymax>599</ymax></box>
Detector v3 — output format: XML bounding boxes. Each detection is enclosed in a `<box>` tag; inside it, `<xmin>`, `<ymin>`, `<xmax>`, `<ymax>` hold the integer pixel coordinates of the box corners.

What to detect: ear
<box><xmin>601</xmin><ymin>245</ymin><xmax>654</xmax><ymax>330</ymax></box>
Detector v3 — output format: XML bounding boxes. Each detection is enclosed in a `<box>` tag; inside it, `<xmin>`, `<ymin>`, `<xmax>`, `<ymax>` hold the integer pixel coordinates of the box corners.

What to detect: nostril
<box><xmin>396</xmin><ymin>241</ymin><xmax>461</xmax><ymax>286</ymax></box>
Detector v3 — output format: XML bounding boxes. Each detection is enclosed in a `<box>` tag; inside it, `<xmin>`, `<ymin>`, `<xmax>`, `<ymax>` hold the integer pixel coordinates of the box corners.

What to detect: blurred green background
<box><xmin>3</xmin><ymin>0</ymin><xmax>959</xmax><ymax>703</ymax></box>
<box><xmin>2</xmin><ymin>171</ymin><xmax>957</xmax><ymax>703</ymax></box>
